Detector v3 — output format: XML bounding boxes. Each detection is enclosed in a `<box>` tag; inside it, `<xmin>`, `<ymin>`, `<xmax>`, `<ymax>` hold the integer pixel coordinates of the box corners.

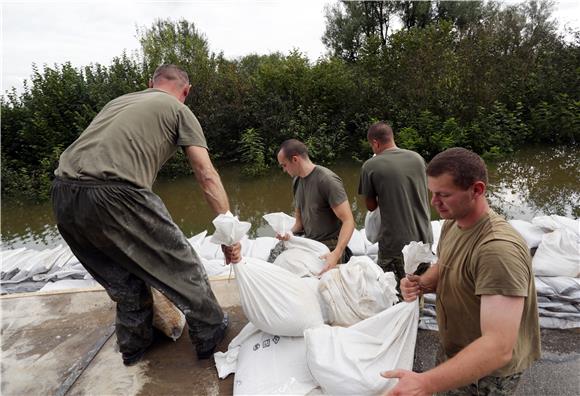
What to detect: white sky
<box><xmin>2</xmin><ymin>0</ymin><xmax>579</xmax><ymax>95</ymax></box>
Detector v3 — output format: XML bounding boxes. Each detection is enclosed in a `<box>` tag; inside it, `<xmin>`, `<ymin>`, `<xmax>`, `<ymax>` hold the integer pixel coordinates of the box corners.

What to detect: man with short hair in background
<box><xmin>52</xmin><ymin>64</ymin><xmax>240</xmax><ymax>366</ymax></box>
<box><xmin>358</xmin><ymin>121</ymin><xmax>432</xmax><ymax>284</ymax></box>
<box><xmin>273</xmin><ymin>138</ymin><xmax>355</xmax><ymax>274</ymax></box>
<box><xmin>382</xmin><ymin>148</ymin><xmax>540</xmax><ymax>395</ymax></box>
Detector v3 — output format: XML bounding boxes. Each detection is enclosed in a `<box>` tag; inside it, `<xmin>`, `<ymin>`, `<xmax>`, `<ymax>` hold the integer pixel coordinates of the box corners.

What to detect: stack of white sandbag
<box><xmin>420</xmin><ymin>215</ymin><xmax>580</xmax><ymax>331</ymax></box>
<box><xmin>211</xmin><ymin>213</ymin><xmax>324</xmax><ymax>395</ymax></box>
<box><xmin>1</xmin><ymin>244</ymin><xmax>90</xmax><ymax>293</ymax></box>
<box><xmin>214</xmin><ymin>213</ymin><xmax>420</xmax><ymax>395</ymax></box>
<box><xmin>535</xmin><ymin>277</ymin><xmax>580</xmax><ymax>329</ymax></box>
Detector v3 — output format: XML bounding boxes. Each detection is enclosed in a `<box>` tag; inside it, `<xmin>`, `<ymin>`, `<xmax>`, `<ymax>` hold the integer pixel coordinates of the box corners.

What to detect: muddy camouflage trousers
<box><xmin>51</xmin><ymin>178</ymin><xmax>224</xmax><ymax>356</ymax></box>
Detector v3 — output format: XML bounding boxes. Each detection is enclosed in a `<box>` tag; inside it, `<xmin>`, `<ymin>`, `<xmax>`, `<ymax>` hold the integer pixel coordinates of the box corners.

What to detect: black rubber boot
<box><xmin>196</xmin><ymin>313</ymin><xmax>229</xmax><ymax>359</ymax></box>
<box><xmin>122</xmin><ymin>347</ymin><xmax>147</xmax><ymax>366</ymax></box>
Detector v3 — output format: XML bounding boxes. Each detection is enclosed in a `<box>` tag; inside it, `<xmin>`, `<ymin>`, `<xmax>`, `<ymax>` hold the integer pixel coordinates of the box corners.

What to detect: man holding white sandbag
<box><xmin>274</xmin><ymin>139</ymin><xmax>355</xmax><ymax>273</ymax></box>
<box><xmin>383</xmin><ymin>148</ymin><xmax>540</xmax><ymax>396</ymax></box>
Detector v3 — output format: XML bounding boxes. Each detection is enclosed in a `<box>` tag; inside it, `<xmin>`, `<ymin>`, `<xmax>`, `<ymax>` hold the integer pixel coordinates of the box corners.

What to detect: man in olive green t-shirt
<box><xmin>358</xmin><ymin>121</ymin><xmax>432</xmax><ymax>283</ymax></box>
<box><xmin>51</xmin><ymin>65</ymin><xmax>240</xmax><ymax>366</ymax></box>
<box><xmin>275</xmin><ymin>139</ymin><xmax>355</xmax><ymax>274</ymax></box>
<box><xmin>383</xmin><ymin>148</ymin><xmax>540</xmax><ymax>395</ymax></box>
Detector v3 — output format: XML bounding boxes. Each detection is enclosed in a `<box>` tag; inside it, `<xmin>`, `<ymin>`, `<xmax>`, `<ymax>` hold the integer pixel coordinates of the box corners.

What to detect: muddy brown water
<box><xmin>2</xmin><ymin>145</ymin><xmax>579</xmax><ymax>250</ymax></box>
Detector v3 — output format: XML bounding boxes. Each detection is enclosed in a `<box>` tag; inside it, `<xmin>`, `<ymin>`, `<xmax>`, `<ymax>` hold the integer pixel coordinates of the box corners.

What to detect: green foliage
<box><xmin>239</xmin><ymin>128</ymin><xmax>268</xmax><ymax>177</ymax></box>
<box><xmin>2</xmin><ymin>3</ymin><xmax>579</xmax><ymax>202</ymax></box>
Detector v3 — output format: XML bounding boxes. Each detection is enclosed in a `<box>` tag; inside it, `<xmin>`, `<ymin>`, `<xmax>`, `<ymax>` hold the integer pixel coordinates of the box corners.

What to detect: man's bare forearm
<box><xmin>194</xmin><ymin>165</ymin><xmax>229</xmax><ymax>215</ymax></box>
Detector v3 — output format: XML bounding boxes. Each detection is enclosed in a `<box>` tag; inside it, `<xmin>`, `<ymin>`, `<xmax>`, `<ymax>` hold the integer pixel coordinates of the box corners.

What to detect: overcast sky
<box><xmin>2</xmin><ymin>0</ymin><xmax>579</xmax><ymax>95</ymax></box>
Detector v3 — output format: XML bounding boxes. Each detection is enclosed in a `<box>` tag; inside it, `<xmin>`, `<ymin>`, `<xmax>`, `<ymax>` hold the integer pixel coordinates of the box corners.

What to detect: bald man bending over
<box><xmin>52</xmin><ymin>64</ymin><xmax>240</xmax><ymax>366</ymax></box>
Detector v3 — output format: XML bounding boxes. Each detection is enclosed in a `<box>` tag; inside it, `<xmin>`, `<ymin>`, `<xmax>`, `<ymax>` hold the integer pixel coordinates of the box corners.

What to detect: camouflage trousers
<box><xmin>435</xmin><ymin>372</ymin><xmax>523</xmax><ymax>396</ymax></box>
<box><xmin>436</xmin><ymin>346</ymin><xmax>523</xmax><ymax>395</ymax></box>
<box><xmin>51</xmin><ymin>178</ymin><xmax>224</xmax><ymax>356</ymax></box>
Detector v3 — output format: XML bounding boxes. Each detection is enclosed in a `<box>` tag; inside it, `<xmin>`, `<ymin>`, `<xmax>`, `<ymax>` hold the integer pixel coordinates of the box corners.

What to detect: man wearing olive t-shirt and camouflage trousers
<box><xmin>358</xmin><ymin>121</ymin><xmax>432</xmax><ymax>285</ymax></box>
<box><xmin>383</xmin><ymin>148</ymin><xmax>540</xmax><ymax>395</ymax></box>
<box><xmin>51</xmin><ymin>65</ymin><xmax>240</xmax><ymax>366</ymax></box>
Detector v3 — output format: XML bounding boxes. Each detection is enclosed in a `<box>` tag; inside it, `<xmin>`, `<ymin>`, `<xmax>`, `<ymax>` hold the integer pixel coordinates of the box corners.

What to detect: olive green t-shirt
<box><xmin>55</xmin><ymin>88</ymin><xmax>207</xmax><ymax>190</ymax></box>
<box><xmin>436</xmin><ymin>210</ymin><xmax>541</xmax><ymax>376</ymax></box>
<box><xmin>292</xmin><ymin>165</ymin><xmax>348</xmax><ymax>241</ymax></box>
<box><xmin>358</xmin><ymin>148</ymin><xmax>432</xmax><ymax>258</ymax></box>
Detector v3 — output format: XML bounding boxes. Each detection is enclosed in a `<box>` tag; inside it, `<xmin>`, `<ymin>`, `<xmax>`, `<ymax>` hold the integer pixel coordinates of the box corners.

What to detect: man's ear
<box><xmin>472</xmin><ymin>181</ymin><xmax>486</xmax><ymax>198</ymax></box>
<box><xmin>183</xmin><ymin>84</ymin><xmax>191</xmax><ymax>98</ymax></box>
<box><xmin>148</xmin><ymin>79</ymin><xmax>154</xmax><ymax>88</ymax></box>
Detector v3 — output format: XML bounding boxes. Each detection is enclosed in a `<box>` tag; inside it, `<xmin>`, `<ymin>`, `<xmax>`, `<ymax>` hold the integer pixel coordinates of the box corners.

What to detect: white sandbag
<box><xmin>509</xmin><ymin>220</ymin><xmax>545</xmax><ymax>249</ymax></box>
<box><xmin>5</xmin><ymin>247</ymin><xmax>59</xmax><ymax>283</ymax></box>
<box><xmin>187</xmin><ymin>230</ymin><xmax>208</xmax><ymax>251</ymax></box>
<box><xmin>214</xmin><ymin>322</ymin><xmax>260</xmax><ymax>379</ymax></box>
<box><xmin>273</xmin><ymin>248</ymin><xmax>325</xmax><ymax>278</ymax></box>
<box><xmin>39</xmin><ymin>279</ymin><xmax>100</xmax><ymax>292</ymax></box>
<box><xmin>31</xmin><ymin>246</ymin><xmax>79</xmax><ymax>281</ymax></box>
<box><xmin>248</xmin><ymin>237</ymin><xmax>278</xmax><ymax>261</ymax></box>
<box><xmin>198</xmin><ymin>236</ymin><xmax>222</xmax><ymax>260</ymax></box>
<box><xmin>285</xmin><ymin>236</ymin><xmax>329</xmax><ymax>258</ymax></box>
<box><xmin>364</xmin><ymin>208</ymin><xmax>381</xmax><ymax>244</ymax></box>
<box><xmin>263</xmin><ymin>212</ymin><xmax>296</xmax><ymax>236</ymax></box>
<box><xmin>209</xmin><ymin>213</ymin><xmax>324</xmax><ymax>336</ymax></box>
<box><xmin>366</xmin><ymin>240</ymin><xmax>379</xmax><ymax>256</ymax></box>
<box><xmin>348</xmin><ymin>229</ymin><xmax>367</xmax><ymax>256</ymax></box>
<box><xmin>305</xmin><ymin>300</ymin><xmax>419</xmax><ymax>395</ymax></box>
<box><xmin>532</xmin><ymin>228</ymin><xmax>580</xmax><ymax>277</ymax></box>
<box><xmin>318</xmin><ymin>256</ymin><xmax>398</xmax><ymax>327</ymax></box>
<box><xmin>402</xmin><ymin>241</ymin><xmax>436</xmax><ymax>275</ymax></box>
<box><xmin>151</xmin><ymin>288</ymin><xmax>186</xmax><ymax>341</ymax></box>
<box><xmin>301</xmin><ymin>277</ymin><xmax>329</xmax><ymax>324</ymax></box>
<box><xmin>234</xmin><ymin>330</ymin><xmax>318</xmax><ymax>395</ymax></box>
<box><xmin>234</xmin><ymin>258</ymin><xmax>324</xmax><ymax>336</ymax></box>
<box><xmin>535</xmin><ymin>276</ymin><xmax>580</xmax><ymax>301</ymax></box>
<box><xmin>202</xmin><ymin>258</ymin><xmax>232</xmax><ymax>277</ymax></box>
<box><xmin>211</xmin><ymin>212</ymin><xmax>252</xmax><ymax>245</ymax></box>
<box><xmin>431</xmin><ymin>220</ymin><xmax>445</xmax><ymax>254</ymax></box>
<box><xmin>533</xmin><ymin>215</ymin><xmax>580</xmax><ymax>236</ymax></box>
<box><xmin>240</xmin><ymin>235</ymin><xmax>254</xmax><ymax>257</ymax></box>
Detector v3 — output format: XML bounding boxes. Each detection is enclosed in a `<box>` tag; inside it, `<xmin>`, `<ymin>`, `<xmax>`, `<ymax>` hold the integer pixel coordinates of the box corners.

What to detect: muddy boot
<box><xmin>122</xmin><ymin>347</ymin><xmax>148</xmax><ymax>366</ymax></box>
<box><xmin>196</xmin><ymin>313</ymin><xmax>229</xmax><ymax>359</ymax></box>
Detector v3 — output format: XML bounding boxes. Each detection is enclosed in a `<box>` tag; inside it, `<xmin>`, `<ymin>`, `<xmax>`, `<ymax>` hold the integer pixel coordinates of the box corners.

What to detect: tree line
<box><xmin>2</xmin><ymin>0</ymin><xmax>579</xmax><ymax>202</ymax></box>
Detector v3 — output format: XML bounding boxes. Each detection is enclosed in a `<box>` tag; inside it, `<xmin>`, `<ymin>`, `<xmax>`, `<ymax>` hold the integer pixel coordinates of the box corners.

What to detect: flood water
<box><xmin>2</xmin><ymin>145</ymin><xmax>579</xmax><ymax>250</ymax></box>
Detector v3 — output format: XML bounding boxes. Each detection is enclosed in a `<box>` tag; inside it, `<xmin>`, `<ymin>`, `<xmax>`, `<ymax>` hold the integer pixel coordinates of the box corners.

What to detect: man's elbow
<box><xmin>493</xmin><ymin>337</ymin><xmax>515</xmax><ymax>367</ymax></box>
<box><xmin>195</xmin><ymin>166</ymin><xmax>219</xmax><ymax>185</ymax></box>
<box><xmin>498</xmin><ymin>348</ymin><xmax>514</xmax><ymax>367</ymax></box>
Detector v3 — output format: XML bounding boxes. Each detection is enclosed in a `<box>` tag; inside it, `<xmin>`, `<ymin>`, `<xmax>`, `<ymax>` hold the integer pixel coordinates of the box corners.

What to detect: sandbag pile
<box><xmin>1</xmin><ymin>244</ymin><xmax>89</xmax><ymax>293</ymax></box>
<box><xmin>535</xmin><ymin>276</ymin><xmax>580</xmax><ymax>329</ymax></box>
<box><xmin>419</xmin><ymin>215</ymin><xmax>579</xmax><ymax>331</ymax></box>
<box><xmin>212</xmin><ymin>213</ymin><xmax>418</xmax><ymax>395</ymax></box>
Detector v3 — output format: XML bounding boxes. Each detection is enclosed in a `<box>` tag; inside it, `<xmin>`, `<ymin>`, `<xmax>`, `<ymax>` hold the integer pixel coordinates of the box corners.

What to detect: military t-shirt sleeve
<box><xmin>358</xmin><ymin>162</ymin><xmax>376</xmax><ymax>197</ymax></box>
<box><xmin>175</xmin><ymin>107</ymin><xmax>208</xmax><ymax>148</ymax></box>
<box><xmin>473</xmin><ymin>239</ymin><xmax>530</xmax><ymax>297</ymax></box>
<box><xmin>321</xmin><ymin>171</ymin><xmax>348</xmax><ymax>208</ymax></box>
